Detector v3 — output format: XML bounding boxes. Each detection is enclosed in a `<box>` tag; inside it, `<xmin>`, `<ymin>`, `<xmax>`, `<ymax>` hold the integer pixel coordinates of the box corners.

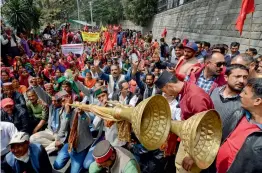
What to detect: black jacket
<box><xmin>222</xmin><ymin>109</ymin><xmax>262</xmax><ymax>173</ymax></box>
<box><xmin>1</xmin><ymin>92</ymin><xmax>26</xmax><ymax>108</ymax></box>
<box><xmin>1</xmin><ymin>105</ymin><xmax>29</xmax><ymax>133</ymax></box>
<box><xmin>203</xmin><ymin>109</ymin><xmax>262</xmax><ymax>173</ymax></box>
<box><xmin>152</xmin><ymin>60</ymin><xmax>167</xmax><ymax>71</ymax></box>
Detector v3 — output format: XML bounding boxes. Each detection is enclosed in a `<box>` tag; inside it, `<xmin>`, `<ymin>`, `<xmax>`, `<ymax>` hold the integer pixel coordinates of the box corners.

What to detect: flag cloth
<box><xmin>62</xmin><ymin>28</ymin><xmax>67</xmax><ymax>45</ymax></box>
<box><xmin>103</xmin><ymin>31</ymin><xmax>112</xmax><ymax>52</ymax></box>
<box><xmin>161</xmin><ymin>27</ymin><xmax>167</xmax><ymax>38</ymax></box>
<box><xmin>235</xmin><ymin>0</ymin><xmax>255</xmax><ymax>35</ymax></box>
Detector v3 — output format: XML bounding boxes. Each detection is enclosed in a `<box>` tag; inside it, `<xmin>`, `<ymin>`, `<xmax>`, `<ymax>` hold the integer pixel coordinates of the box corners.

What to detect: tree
<box><xmin>122</xmin><ymin>0</ymin><xmax>158</xmax><ymax>26</ymax></box>
<box><xmin>82</xmin><ymin>0</ymin><xmax>124</xmax><ymax>25</ymax></box>
<box><xmin>1</xmin><ymin>0</ymin><xmax>42</xmax><ymax>33</ymax></box>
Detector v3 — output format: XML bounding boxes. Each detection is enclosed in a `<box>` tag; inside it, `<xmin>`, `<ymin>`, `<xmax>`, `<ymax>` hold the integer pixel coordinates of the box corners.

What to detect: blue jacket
<box><xmin>4</xmin><ymin>143</ymin><xmax>52</xmax><ymax>173</ymax></box>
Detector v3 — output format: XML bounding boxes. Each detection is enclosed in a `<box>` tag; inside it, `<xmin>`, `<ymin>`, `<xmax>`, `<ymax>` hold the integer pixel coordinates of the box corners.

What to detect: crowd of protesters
<box><xmin>1</xmin><ymin>20</ymin><xmax>262</xmax><ymax>173</ymax></box>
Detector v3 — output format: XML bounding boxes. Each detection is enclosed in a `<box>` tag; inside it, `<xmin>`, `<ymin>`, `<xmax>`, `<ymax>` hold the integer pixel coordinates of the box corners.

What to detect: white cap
<box><xmin>9</xmin><ymin>132</ymin><xmax>29</xmax><ymax>146</ymax></box>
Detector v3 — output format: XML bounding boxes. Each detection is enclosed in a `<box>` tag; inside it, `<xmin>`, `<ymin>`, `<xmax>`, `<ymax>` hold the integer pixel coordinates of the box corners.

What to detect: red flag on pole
<box><xmin>235</xmin><ymin>0</ymin><xmax>255</xmax><ymax>35</ymax></box>
<box><xmin>62</xmin><ymin>28</ymin><xmax>67</xmax><ymax>45</ymax></box>
<box><xmin>103</xmin><ymin>31</ymin><xmax>112</xmax><ymax>52</ymax></box>
<box><xmin>161</xmin><ymin>27</ymin><xmax>167</xmax><ymax>38</ymax></box>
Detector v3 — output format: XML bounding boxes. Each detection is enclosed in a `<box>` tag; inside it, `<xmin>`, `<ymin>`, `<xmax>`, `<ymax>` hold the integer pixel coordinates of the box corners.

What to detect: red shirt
<box><xmin>179</xmin><ymin>82</ymin><xmax>214</xmax><ymax>120</ymax></box>
<box><xmin>216</xmin><ymin>116</ymin><xmax>260</xmax><ymax>173</ymax></box>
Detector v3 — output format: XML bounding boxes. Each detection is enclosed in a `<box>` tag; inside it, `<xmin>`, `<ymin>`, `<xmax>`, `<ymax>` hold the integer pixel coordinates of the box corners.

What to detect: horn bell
<box><xmin>131</xmin><ymin>95</ymin><xmax>171</xmax><ymax>150</ymax></box>
<box><xmin>171</xmin><ymin>110</ymin><xmax>222</xmax><ymax>169</ymax></box>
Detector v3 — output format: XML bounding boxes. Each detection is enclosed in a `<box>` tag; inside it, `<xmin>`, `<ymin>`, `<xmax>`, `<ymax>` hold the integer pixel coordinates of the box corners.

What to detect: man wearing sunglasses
<box><xmin>187</xmin><ymin>52</ymin><xmax>227</xmax><ymax>94</ymax></box>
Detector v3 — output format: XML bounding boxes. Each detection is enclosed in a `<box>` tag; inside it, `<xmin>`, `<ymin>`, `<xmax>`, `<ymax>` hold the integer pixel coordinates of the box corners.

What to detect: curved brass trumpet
<box><xmin>70</xmin><ymin>95</ymin><xmax>222</xmax><ymax>169</ymax></box>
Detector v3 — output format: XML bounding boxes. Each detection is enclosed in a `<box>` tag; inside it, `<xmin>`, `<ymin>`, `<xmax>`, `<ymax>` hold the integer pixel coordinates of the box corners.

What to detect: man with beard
<box><xmin>211</xmin><ymin>64</ymin><xmax>249</xmax><ymax>126</ymax></box>
<box><xmin>215</xmin><ymin>78</ymin><xmax>262</xmax><ymax>173</ymax></box>
<box><xmin>187</xmin><ymin>52</ymin><xmax>226</xmax><ymax>94</ymax></box>
<box><xmin>172</xmin><ymin>42</ymin><xmax>200</xmax><ymax>81</ymax></box>
<box><xmin>134</xmin><ymin>73</ymin><xmax>162</xmax><ymax>99</ymax></box>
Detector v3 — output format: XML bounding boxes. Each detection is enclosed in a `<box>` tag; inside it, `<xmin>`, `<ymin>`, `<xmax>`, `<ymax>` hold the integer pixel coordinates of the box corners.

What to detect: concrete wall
<box><xmin>121</xmin><ymin>0</ymin><xmax>262</xmax><ymax>55</ymax></box>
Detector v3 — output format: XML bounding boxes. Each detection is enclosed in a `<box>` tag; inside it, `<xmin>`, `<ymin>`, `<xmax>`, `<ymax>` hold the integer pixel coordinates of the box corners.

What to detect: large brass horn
<box><xmin>70</xmin><ymin>95</ymin><xmax>222</xmax><ymax>169</ymax></box>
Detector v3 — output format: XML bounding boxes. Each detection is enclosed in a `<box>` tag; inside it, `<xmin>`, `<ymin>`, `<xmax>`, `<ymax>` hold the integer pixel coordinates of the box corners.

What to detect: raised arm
<box><xmin>75</xmin><ymin>80</ymin><xmax>93</xmax><ymax>96</ymax></box>
<box><xmin>33</xmin><ymin>86</ymin><xmax>52</xmax><ymax>105</ymax></box>
<box><xmin>134</xmin><ymin>72</ymin><xmax>145</xmax><ymax>91</ymax></box>
<box><xmin>94</xmin><ymin>59</ymin><xmax>109</xmax><ymax>82</ymax></box>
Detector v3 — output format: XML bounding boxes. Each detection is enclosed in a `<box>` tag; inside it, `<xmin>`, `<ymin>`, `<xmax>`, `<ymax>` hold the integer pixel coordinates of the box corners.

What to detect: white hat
<box><xmin>9</xmin><ymin>132</ymin><xmax>29</xmax><ymax>145</ymax></box>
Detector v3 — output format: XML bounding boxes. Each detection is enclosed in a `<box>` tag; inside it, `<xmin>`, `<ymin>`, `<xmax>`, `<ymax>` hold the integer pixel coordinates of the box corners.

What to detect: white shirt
<box><xmin>169</xmin><ymin>99</ymin><xmax>181</xmax><ymax>121</ymax></box>
<box><xmin>1</xmin><ymin>35</ymin><xmax>9</xmax><ymax>45</ymax></box>
<box><xmin>10</xmin><ymin>35</ymin><xmax>21</xmax><ymax>47</ymax></box>
<box><xmin>1</xmin><ymin>122</ymin><xmax>18</xmax><ymax>156</ymax></box>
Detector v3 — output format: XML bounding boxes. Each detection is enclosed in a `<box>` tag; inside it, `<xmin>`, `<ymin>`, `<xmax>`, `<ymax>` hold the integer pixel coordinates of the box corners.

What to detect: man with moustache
<box><xmin>211</xmin><ymin>64</ymin><xmax>249</xmax><ymax>126</ymax></box>
<box><xmin>133</xmin><ymin>66</ymin><xmax>162</xmax><ymax>99</ymax></box>
<box><xmin>93</xmin><ymin>59</ymin><xmax>132</xmax><ymax>94</ymax></box>
<box><xmin>187</xmin><ymin>52</ymin><xmax>226</xmax><ymax>94</ymax></box>
<box><xmin>215</xmin><ymin>78</ymin><xmax>262</xmax><ymax>173</ymax></box>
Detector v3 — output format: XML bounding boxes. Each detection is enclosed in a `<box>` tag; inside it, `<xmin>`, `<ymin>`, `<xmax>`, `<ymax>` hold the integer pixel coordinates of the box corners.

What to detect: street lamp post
<box><xmin>76</xmin><ymin>0</ymin><xmax>80</xmax><ymax>20</ymax></box>
<box><xmin>89</xmin><ymin>1</ymin><xmax>93</xmax><ymax>27</ymax></box>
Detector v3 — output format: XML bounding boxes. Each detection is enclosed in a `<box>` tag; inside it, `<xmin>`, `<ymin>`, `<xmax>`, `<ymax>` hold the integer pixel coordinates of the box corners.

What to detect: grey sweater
<box><xmin>210</xmin><ymin>86</ymin><xmax>242</xmax><ymax>127</ymax></box>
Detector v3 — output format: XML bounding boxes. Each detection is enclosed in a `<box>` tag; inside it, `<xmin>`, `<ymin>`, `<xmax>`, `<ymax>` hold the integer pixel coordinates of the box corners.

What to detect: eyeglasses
<box><xmin>215</xmin><ymin>62</ymin><xmax>226</xmax><ymax>67</ymax></box>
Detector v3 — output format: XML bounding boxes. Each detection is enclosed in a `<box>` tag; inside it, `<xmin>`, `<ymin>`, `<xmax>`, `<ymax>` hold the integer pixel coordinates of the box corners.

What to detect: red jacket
<box><xmin>188</xmin><ymin>65</ymin><xmax>226</xmax><ymax>94</ymax></box>
<box><xmin>179</xmin><ymin>82</ymin><xmax>214</xmax><ymax>120</ymax></box>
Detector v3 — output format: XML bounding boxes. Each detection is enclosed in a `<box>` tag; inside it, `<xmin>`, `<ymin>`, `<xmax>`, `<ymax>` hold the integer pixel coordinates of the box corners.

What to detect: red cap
<box><xmin>94</xmin><ymin>147</ymin><xmax>113</xmax><ymax>164</ymax></box>
<box><xmin>1</xmin><ymin>98</ymin><xmax>14</xmax><ymax>108</ymax></box>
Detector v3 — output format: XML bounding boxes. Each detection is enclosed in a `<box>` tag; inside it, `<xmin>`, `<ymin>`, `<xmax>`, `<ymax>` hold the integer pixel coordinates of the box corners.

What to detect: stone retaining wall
<box><xmin>120</xmin><ymin>0</ymin><xmax>262</xmax><ymax>55</ymax></box>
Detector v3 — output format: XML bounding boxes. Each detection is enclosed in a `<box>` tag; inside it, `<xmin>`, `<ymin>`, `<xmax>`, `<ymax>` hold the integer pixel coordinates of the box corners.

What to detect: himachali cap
<box><xmin>184</xmin><ymin>42</ymin><xmax>198</xmax><ymax>52</ymax></box>
<box><xmin>44</xmin><ymin>83</ymin><xmax>53</xmax><ymax>89</ymax></box>
<box><xmin>93</xmin><ymin>140</ymin><xmax>114</xmax><ymax>164</ymax></box>
<box><xmin>1</xmin><ymin>98</ymin><xmax>14</xmax><ymax>108</ymax></box>
<box><xmin>94</xmin><ymin>86</ymin><xmax>108</xmax><ymax>98</ymax></box>
<box><xmin>154</xmin><ymin>70</ymin><xmax>174</xmax><ymax>89</ymax></box>
<box><xmin>55</xmin><ymin>90</ymin><xmax>68</xmax><ymax>101</ymax></box>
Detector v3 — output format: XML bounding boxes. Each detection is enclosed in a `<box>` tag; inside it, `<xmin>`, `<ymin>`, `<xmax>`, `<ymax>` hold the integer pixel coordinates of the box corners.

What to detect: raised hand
<box><xmin>94</xmin><ymin>59</ymin><xmax>100</xmax><ymax>67</ymax></box>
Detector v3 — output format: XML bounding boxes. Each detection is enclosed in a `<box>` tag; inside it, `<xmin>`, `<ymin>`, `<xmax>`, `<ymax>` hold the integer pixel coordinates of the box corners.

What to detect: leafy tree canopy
<box><xmin>122</xmin><ymin>0</ymin><xmax>158</xmax><ymax>26</ymax></box>
<box><xmin>1</xmin><ymin>0</ymin><xmax>42</xmax><ymax>33</ymax></box>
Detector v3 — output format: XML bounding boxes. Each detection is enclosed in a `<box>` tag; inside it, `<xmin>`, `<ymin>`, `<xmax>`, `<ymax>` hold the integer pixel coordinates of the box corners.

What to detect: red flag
<box><xmin>235</xmin><ymin>0</ymin><xmax>255</xmax><ymax>35</ymax></box>
<box><xmin>103</xmin><ymin>31</ymin><xmax>112</xmax><ymax>52</ymax></box>
<box><xmin>112</xmin><ymin>32</ymin><xmax>117</xmax><ymax>46</ymax></box>
<box><xmin>83</xmin><ymin>25</ymin><xmax>88</xmax><ymax>32</ymax></box>
<box><xmin>62</xmin><ymin>28</ymin><xmax>67</xmax><ymax>45</ymax></box>
<box><xmin>161</xmin><ymin>27</ymin><xmax>167</xmax><ymax>38</ymax></box>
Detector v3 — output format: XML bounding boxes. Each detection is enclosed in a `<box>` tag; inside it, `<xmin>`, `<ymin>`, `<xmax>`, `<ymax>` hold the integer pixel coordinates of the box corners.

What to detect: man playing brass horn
<box><xmin>155</xmin><ymin>71</ymin><xmax>214</xmax><ymax>173</ymax></box>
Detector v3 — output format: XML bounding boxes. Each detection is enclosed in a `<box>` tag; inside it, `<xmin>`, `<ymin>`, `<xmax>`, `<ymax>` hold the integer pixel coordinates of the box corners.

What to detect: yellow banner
<box><xmin>81</xmin><ymin>32</ymin><xmax>100</xmax><ymax>42</ymax></box>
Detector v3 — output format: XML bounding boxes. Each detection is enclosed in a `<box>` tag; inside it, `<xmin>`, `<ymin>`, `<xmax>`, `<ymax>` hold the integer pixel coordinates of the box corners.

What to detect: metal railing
<box><xmin>157</xmin><ymin>0</ymin><xmax>196</xmax><ymax>13</ymax></box>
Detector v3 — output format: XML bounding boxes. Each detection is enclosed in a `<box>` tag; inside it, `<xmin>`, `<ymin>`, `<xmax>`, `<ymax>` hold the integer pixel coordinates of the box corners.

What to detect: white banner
<box><xmin>61</xmin><ymin>44</ymin><xmax>84</xmax><ymax>55</ymax></box>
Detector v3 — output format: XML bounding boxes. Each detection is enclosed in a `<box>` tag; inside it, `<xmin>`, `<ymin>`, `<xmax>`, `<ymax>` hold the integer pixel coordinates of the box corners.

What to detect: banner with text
<box><xmin>61</xmin><ymin>44</ymin><xmax>84</xmax><ymax>55</ymax></box>
<box><xmin>81</xmin><ymin>32</ymin><xmax>100</xmax><ymax>42</ymax></box>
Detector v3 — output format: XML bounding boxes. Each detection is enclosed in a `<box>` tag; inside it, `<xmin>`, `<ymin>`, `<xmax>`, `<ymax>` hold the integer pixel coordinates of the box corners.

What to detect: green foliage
<box><xmin>2</xmin><ymin>0</ymin><xmax>42</xmax><ymax>33</ymax></box>
<box><xmin>122</xmin><ymin>0</ymin><xmax>158</xmax><ymax>26</ymax></box>
<box><xmin>82</xmin><ymin>0</ymin><xmax>124</xmax><ymax>25</ymax></box>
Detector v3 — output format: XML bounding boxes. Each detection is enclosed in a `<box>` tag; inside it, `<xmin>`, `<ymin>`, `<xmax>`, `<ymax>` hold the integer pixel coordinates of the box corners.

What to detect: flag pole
<box><xmin>248</xmin><ymin>12</ymin><xmax>254</xmax><ymax>48</ymax></box>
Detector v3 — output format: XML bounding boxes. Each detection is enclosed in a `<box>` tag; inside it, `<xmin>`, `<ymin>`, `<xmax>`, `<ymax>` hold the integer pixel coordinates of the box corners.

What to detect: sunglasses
<box><xmin>215</xmin><ymin>62</ymin><xmax>226</xmax><ymax>67</ymax></box>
